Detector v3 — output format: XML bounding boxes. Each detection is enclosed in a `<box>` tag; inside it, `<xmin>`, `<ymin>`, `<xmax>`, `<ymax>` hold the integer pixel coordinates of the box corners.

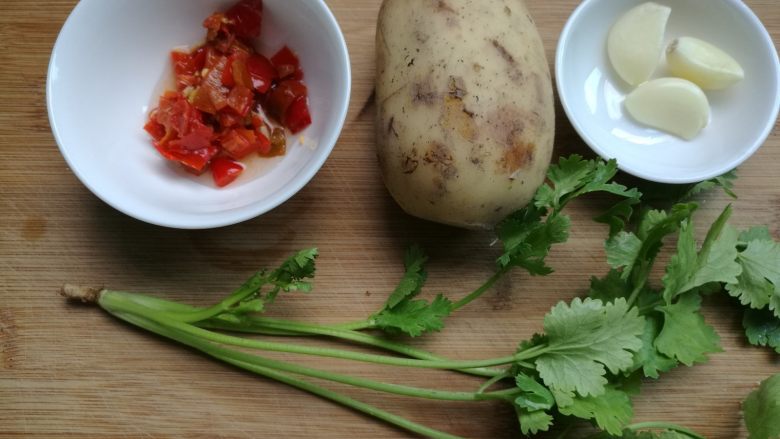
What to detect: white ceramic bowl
<box><xmin>556</xmin><ymin>0</ymin><xmax>779</xmax><ymax>184</ymax></box>
<box><xmin>47</xmin><ymin>0</ymin><xmax>351</xmax><ymax>228</ymax></box>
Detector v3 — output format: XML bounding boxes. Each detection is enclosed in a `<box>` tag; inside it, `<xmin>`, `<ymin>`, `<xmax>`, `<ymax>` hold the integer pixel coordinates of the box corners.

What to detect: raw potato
<box><xmin>375</xmin><ymin>0</ymin><xmax>555</xmax><ymax>229</ymax></box>
<box><xmin>624</xmin><ymin>78</ymin><xmax>710</xmax><ymax>140</ymax></box>
<box><xmin>666</xmin><ymin>37</ymin><xmax>745</xmax><ymax>90</ymax></box>
<box><xmin>607</xmin><ymin>2</ymin><xmax>671</xmax><ymax>86</ymax></box>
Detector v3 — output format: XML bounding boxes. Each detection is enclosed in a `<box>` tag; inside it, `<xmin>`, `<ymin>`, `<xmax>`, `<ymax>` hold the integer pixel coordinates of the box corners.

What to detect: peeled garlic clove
<box><xmin>666</xmin><ymin>37</ymin><xmax>745</xmax><ymax>90</ymax></box>
<box><xmin>624</xmin><ymin>78</ymin><xmax>710</xmax><ymax>140</ymax></box>
<box><xmin>607</xmin><ymin>2</ymin><xmax>672</xmax><ymax>86</ymax></box>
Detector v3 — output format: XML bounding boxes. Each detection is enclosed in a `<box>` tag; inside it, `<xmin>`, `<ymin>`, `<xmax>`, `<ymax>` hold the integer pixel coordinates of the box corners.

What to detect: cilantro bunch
<box><xmin>62</xmin><ymin>155</ymin><xmax>780</xmax><ymax>438</ymax></box>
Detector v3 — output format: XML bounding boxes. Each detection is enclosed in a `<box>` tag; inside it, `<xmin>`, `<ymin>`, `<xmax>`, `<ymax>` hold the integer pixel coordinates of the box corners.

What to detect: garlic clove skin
<box><xmin>666</xmin><ymin>37</ymin><xmax>745</xmax><ymax>90</ymax></box>
<box><xmin>624</xmin><ymin>78</ymin><xmax>711</xmax><ymax>140</ymax></box>
<box><xmin>607</xmin><ymin>2</ymin><xmax>672</xmax><ymax>86</ymax></box>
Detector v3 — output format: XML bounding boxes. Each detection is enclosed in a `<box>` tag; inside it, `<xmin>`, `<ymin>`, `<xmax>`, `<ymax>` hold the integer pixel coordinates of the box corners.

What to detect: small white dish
<box><xmin>47</xmin><ymin>0</ymin><xmax>351</xmax><ymax>228</ymax></box>
<box><xmin>556</xmin><ymin>0</ymin><xmax>779</xmax><ymax>184</ymax></box>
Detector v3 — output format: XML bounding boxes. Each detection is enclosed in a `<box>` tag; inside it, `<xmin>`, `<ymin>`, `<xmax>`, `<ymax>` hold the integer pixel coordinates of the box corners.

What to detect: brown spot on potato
<box><xmin>433</xmin><ymin>0</ymin><xmax>459</xmax><ymax>26</ymax></box>
<box><xmin>441</xmin><ymin>76</ymin><xmax>477</xmax><ymax>141</ymax></box>
<box><xmin>415</xmin><ymin>30</ymin><xmax>431</xmax><ymax>44</ymax></box>
<box><xmin>504</xmin><ymin>6</ymin><xmax>512</xmax><ymax>16</ymax></box>
<box><xmin>473</xmin><ymin>63</ymin><xmax>484</xmax><ymax>73</ymax></box>
<box><xmin>491</xmin><ymin>39</ymin><xmax>515</xmax><ymax>65</ymax></box>
<box><xmin>424</xmin><ymin>142</ymin><xmax>457</xmax><ymax>180</ymax></box>
<box><xmin>441</xmin><ymin>96</ymin><xmax>477</xmax><ymax>142</ymax></box>
<box><xmin>436</xmin><ymin>0</ymin><xmax>456</xmax><ymax>13</ymax></box>
<box><xmin>490</xmin><ymin>39</ymin><xmax>524</xmax><ymax>83</ymax></box>
<box><xmin>485</xmin><ymin>105</ymin><xmax>542</xmax><ymax>175</ymax></box>
<box><xmin>501</xmin><ymin>142</ymin><xmax>536</xmax><ymax>175</ymax></box>
<box><xmin>412</xmin><ymin>81</ymin><xmax>438</xmax><ymax>106</ymax></box>
<box><xmin>401</xmin><ymin>150</ymin><xmax>420</xmax><ymax>174</ymax></box>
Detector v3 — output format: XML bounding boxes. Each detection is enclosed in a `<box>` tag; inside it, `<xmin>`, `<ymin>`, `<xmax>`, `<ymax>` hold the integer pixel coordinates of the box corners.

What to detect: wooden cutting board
<box><xmin>1</xmin><ymin>1</ymin><xmax>778</xmax><ymax>437</ymax></box>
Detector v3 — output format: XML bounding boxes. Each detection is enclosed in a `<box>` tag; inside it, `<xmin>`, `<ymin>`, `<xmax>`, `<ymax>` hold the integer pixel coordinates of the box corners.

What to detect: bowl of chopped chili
<box><xmin>47</xmin><ymin>0</ymin><xmax>351</xmax><ymax>229</ymax></box>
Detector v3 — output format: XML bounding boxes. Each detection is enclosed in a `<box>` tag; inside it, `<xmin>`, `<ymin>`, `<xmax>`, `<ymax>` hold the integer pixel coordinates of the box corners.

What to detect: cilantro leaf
<box><xmin>682</xmin><ymin>169</ymin><xmax>738</xmax><ymax>200</ymax></box>
<box><xmin>515</xmin><ymin>408</ymin><xmax>553</xmax><ymax>436</ymax></box>
<box><xmin>632</xmin><ymin>314</ymin><xmax>678</xmax><ymax>379</ymax></box>
<box><xmin>637</xmin><ymin>204</ymin><xmax>698</xmax><ymax>260</ymax></box>
<box><xmin>383</xmin><ymin>245</ymin><xmax>428</xmax><ymax>309</ymax></box>
<box><xmin>772</xmin><ymin>292</ymin><xmax>780</xmax><ymax>322</ymax></box>
<box><xmin>589</xmin><ymin>270</ymin><xmax>632</xmax><ymax>302</ymax></box>
<box><xmin>372</xmin><ymin>295</ymin><xmax>453</xmax><ymax>337</ymax></box>
<box><xmin>268</xmin><ymin>248</ymin><xmax>319</xmax><ymax>295</ymax></box>
<box><xmin>743</xmin><ymin>309</ymin><xmax>780</xmax><ymax>354</ymax></box>
<box><xmin>727</xmin><ymin>239</ymin><xmax>780</xmax><ymax>310</ymax></box>
<box><xmin>655</xmin><ymin>293</ymin><xmax>722</xmax><ymax>366</ymax></box>
<box><xmin>514</xmin><ymin>373</ymin><xmax>554</xmax><ymax>411</ymax></box>
<box><xmin>620</xmin><ymin>204</ymin><xmax>698</xmax><ymax>288</ymax></box>
<box><xmin>534</xmin><ymin>155</ymin><xmax>597</xmax><ymax>211</ymax></box>
<box><xmin>535</xmin><ymin>298</ymin><xmax>645</xmax><ymax>397</ymax></box>
<box><xmin>595</xmin><ymin>197</ymin><xmax>640</xmax><ymax>238</ymax></box>
<box><xmin>370</xmin><ymin>247</ymin><xmax>454</xmax><ymax>337</ymax></box>
<box><xmin>605</xmin><ymin>231</ymin><xmax>643</xmax><ymax>279</ymax></box>
<box><xmin>661</xmin><ymin>206</ymin><xmax>742</xmax><ymax>303</ymax></box>
<box><xmin>557</xmin><ymin>386</ymin><xmax>634</xmax><ymax>436</ymax></box>
<box><xmin>740</xmin><ymin>226</ymin><xmax>773</xmax><ymax>244</ymax></box>
<box><xmin>496</xmin><ymin>206</ymin><xmax>568</xmax><ymax>274</ymax></box>
<box><xmin>534</xmin><ymin>156</ymin><xmax>640</xmax><ymax>213</ymax></box>
<box><xmin>576</xmin><ymin>160</ymin><xmax>641</xmax><ymax>201</ymax></box>
<box><xmin>742</xmin><ymin>373</ymin><xmax>780</xmax><ymax>439</ymax></box>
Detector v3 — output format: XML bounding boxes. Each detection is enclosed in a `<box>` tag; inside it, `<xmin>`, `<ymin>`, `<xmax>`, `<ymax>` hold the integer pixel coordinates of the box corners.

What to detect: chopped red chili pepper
<box><xmin>246</xmin><ymin>54</ymin><xmax>277</xmax><ymax>94</ymax></box>
<box><xmin>144</xmin><ymin>0</ymin><xmax>312</xmax><ymax>187</ymax></box>
<box><xmin>211</xmin><ymin>157</ymin><xmax>244</xmax><ymax>187</ymax></box>
<box><xmin>285</xmin><ymin>96</ymin><xmax>312</xmax><ymax>134</ymax></box>
<box><xmin>271</xmin><ymin>46</ymin><xmax>303</xmax><ymax>80</ymax></box>
<box><xmin>225</xmin><ymin>0</ymin><xmax>263</xmax><ymax>41</ymax></box>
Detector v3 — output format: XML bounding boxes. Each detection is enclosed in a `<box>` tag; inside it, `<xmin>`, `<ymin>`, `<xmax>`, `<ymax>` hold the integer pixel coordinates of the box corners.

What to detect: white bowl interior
<box><xmin>47</xmin><ymin>0</ymin><xmax>350</xmax><ymax>228</ymax></box>
<box><xmin>556</xmin><ymin>0</ymin><xmax>780</xmax><ymax>184</ymax></box>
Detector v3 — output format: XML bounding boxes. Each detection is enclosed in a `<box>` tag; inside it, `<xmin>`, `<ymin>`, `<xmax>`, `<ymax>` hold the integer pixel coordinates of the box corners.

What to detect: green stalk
<box><xmin>112</xmin><ymin>311</ymin><xmax>464</xmax><ymax>439</ymax></box>
<box><xmin>626</xmin><ymin>422</ymin><xmax>705</xmax><ymax>439</ymax></box>
<box><xmin>101</xmin><ymin>291</ymin><xmax>545</xmax><ymax>370</ymax></box>
<box><xmin>201</xmin><ymin>316</ymin><xmax>503</xmax><ymax>378</ymax></box>
<box><xmin>114</xmin><ymin>289</ymin><xmax>505</xmax><ymax>377</ymax></box>
<box><xmin>168</xmin><ymin>273</ymin><xmax>266</xmax><ymax>323</ymax></box>
<box><xmin>330</xmin><ymin>319</ymin><xmax>375</xmax><ymax>331</ymax></box>
<box><xmin>452</xmin><ymin>268</ymin><xmax>509</xmax><ymax>311</ymax></box>
<box><xmin>476</xmin><ymin>372</ymin><xmax>512</xmax><ymax>394</ymax></box>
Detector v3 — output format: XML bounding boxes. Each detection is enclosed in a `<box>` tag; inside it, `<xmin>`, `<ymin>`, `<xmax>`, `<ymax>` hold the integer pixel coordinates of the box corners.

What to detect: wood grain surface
<box><xmin>1</xmin><ymin>1</ymin><xmax>778</xmax><ymax>438</ymax></box>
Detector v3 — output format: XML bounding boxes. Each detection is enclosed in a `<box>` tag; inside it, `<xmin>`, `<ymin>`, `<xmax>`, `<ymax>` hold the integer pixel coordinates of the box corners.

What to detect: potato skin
<box><xmin>376</xmin><ymin>0</ymin><xmax>554</xmax><ymax>229</ymax></box>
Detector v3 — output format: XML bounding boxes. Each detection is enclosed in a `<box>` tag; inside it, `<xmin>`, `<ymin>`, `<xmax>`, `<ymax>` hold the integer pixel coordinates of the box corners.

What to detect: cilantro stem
<box><xmin>626</xmin><ymin>422</ymin><xmax>705</xmax><ymax>439</ymax></box>
<box><xmin>476</xmin><ymin>372</ymin><xmax>511</xmax><ymax>394</ymax></box>
<box><xmin>452</xmin><ymin>268</ymin><xmax>509</xmax><ymax>311</ymax></box>
<box><xmin>201</xmin><ymin>316</ymin><xmax>504</xmax><ymax>378</ymax></box>
<box><xmin>167</xmin><ymin>273</ymin><xmax>266</xmax><ymax>323</ymax></box>
<box><xmin>112</xmin><ymin>290</ymin><xmax>505</xmax><ymax>377</ymax></box>
<box><xmin>100</xmin><ymin>291</ymin><xmax>528</xmax><ymax>370</ymax></box>
<box><xmin>329</xmin><ymin>319</ymin><xmax>374</xmax><ymax>331</ymax></box>
<box><xmin>113</xmin><ymin>311</ymin><xmax>464</xmax><ymax>439</ymax></box>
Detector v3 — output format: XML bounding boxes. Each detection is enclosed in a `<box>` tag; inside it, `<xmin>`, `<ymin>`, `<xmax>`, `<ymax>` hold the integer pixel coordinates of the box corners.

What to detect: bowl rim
<box><xmin>46</xmin><ymin>0</ymin><xmax>352</xmax><ymax>229</ymax></box>
<box><xmin>555</xmin><ymin>0</ymin><xmax>780</xmax><ymax>184</ymax></box>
